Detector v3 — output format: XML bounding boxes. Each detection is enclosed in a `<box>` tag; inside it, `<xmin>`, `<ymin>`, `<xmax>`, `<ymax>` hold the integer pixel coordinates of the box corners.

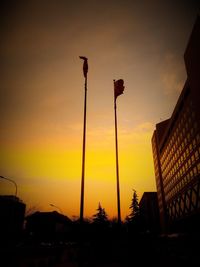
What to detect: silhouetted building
<box><xmin>152</xmin><ymin>16</ymin><xmax>200</xmax><ymax>233</ymax></box>
<box><xmin>139</xmin><ymin>192</ymin><xmax>160</xmax><ymax>233</ymax></box>
<box><xmin>0</xmin><ymin>195</ymin><xmax>26</xmax><ymax>240</ymax></box>
<box><xmin>26</xmin><ymin>211</ymin><xmax>72</xmax><ymax>241</ymax></box>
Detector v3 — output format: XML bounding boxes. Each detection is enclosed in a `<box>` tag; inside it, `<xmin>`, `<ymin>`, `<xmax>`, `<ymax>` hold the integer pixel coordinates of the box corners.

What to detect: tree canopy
<box><xmin>93</xmin><ymin>203</ymin><xmax>108</xmax><ymax>225</ymax></box>
<box><xmin>127</xmin><ymin>189</ymin><xmax>140</xmax><ymax>223</ymax></box>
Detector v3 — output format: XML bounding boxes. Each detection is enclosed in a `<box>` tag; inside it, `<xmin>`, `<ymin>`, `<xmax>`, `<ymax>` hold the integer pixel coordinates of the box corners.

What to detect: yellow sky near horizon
<box><xmin>1</xmin><ymin>120</ymin><xmax>155</xmax><ymax>219</ymax></box>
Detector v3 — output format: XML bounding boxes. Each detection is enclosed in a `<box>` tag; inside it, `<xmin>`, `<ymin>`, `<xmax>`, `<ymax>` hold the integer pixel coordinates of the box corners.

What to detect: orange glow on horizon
<box><xmin>1</xmin><ymin>124</ymin><xmax>156</xmax><ymax>220</ymax></box>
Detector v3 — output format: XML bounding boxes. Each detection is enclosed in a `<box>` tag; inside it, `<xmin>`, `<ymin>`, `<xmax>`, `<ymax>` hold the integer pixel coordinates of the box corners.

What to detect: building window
<box><xmin>197</xmin><ymin>163</ymin><xmax>200</xmax><ymax>173</ymax></box>
<box><xmin>193</xmin><ymin>167</ymin><xmax>197</xmax><ymax>176</ymax></box>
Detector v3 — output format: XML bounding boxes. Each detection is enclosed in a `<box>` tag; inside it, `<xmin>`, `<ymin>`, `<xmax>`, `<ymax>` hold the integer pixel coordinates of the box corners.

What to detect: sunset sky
<box><xmin>0</xmin><ymin>0</ymin><xmax>199</xmax><ymax>220</ymax></box>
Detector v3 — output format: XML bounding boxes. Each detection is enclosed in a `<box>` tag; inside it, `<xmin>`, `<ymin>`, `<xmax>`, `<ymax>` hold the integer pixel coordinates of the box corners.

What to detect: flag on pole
<box><xmin>79</xmin><ymin>56</ymin><xmax>88</xmax><ymax>78</ymax></box>
<box><xmin>114</xmin><ymin>79</ymin><xmax>125</xmax><ymax>99</ymax></box>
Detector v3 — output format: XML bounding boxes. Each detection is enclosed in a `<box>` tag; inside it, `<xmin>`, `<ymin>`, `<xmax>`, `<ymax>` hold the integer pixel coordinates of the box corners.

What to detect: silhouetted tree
<box><xmin>93</xmin><ymin>203</ymin><xmax>108</xmax><ymax>225</ymax></box>
<box><xmin>127</xmin><ymin>189</ymin><xmax>140</xmax><ymax>223</ymax></box>
<box><xmin>92</xmin><ymin>203</ymin><xmax>109</xmax><ymax>244</ymax></box>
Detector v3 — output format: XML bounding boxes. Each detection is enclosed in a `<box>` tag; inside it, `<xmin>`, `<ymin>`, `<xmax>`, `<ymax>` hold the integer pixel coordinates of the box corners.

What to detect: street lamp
<box><xmin>0</xmin><ymin>175</ymin><xmax>17</xmax><ymax>197</ymax></box>
<box><xmin>49</xmin><ymin>203</ymin><xmax>63</xmax><ymax>214</ymax></box>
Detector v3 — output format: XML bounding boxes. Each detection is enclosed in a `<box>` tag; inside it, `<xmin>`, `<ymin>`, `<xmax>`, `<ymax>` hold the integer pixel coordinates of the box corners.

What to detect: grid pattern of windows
<box><xmin>152</xmin><ymin>133</ymin><xmax>164</xmax><ymax>213</ymax></box>
<box><xmin>152</xmin><ymin>91</ymin><xmax>200</xmax><ymax>227</ymax></box>
<box><xmin>160</xmin><ymin>99</ymin><xmax>200</xmax><ymax>206</ymax></box>
<box><xmin>167</xmin><ymin>181</ymin><xmax>200</xmax><ymax>221</ymax></box>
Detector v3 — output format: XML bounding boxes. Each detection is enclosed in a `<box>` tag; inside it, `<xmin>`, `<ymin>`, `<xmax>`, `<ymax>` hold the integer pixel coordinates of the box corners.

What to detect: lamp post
<box><xmin>0</xmin><ymin>175</ymin><xmax>17</xmax><ymax>197</ymax></box>
<box><xmin>49</xmin><ymin>203</ymin><xmax>63</xmax><ymax>214</ymax></box>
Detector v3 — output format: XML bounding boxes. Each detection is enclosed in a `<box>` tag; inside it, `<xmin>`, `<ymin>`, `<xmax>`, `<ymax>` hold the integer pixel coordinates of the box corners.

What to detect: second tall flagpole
<box><xmin>79</xmin><ymin>56</ymin><xmax>88</xmax><ymax>223</ymax></box>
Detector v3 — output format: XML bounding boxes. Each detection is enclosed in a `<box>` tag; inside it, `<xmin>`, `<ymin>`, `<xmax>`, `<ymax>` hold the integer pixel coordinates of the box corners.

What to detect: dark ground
<box><xmin>1</xmin><ymin>232</ymin><xmax>200</xmax><ymax>267</ymax></box>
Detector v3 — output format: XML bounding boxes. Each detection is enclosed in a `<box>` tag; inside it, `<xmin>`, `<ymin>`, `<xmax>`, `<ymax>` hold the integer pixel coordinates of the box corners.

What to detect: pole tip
<box><xmin>79</xmin><ymin>56</ymin><xmax>88</xmax><ymax>60</ymax></box>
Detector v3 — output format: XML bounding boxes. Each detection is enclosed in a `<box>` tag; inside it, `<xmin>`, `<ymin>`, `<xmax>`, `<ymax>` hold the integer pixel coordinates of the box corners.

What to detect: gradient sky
<box><xmin>0</xmin><ymin>0</ymin><xmax>200</xmax><ymax>220</ymax></box>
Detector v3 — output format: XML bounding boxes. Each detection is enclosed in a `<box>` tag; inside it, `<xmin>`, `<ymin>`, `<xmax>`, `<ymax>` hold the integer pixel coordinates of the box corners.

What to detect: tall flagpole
<box><xmin>114</xmin><ymin>96</ymin><xmax>121</xmax><ymax>224</ymax></box>
<box><xmin>113</xmin><ymin>79</ymin><xmax>125</xmax><ymax>224</ymax></box>
<box><xmin>79</xmin><ymin>56</ymin><xmax>88</xmax><ymax>223</ymax></box>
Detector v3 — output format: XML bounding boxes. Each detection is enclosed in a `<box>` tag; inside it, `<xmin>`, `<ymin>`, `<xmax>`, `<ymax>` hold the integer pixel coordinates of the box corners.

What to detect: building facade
<box><xmin>152</xmin><ymin>16</ymin><xmax>200</xmax><ymax>232</ymax></box>
<box><xmin>26</xmin><ymin>211</ymin><xmax>72</xmax><ymax>241</ymax></box>
<box><xmin>139</xmin><ymin>192</ymin><xmax>160</xmax><ymax>233</ymax></box>
<box><xmin>0</xmin><ymin>195</ymin><xmax>26</xmax><ymax>240</ymax></box>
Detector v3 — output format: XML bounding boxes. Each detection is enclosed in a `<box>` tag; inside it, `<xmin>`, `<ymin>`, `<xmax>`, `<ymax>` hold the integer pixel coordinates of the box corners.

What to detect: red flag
<box><xmin>114</xmin><ymin>79</ymin><xmax>125</xmax><ymax>99</ymax></box>
<box><xmin>79</xmin><ymin>56</ymin><xmax>88</xmax><ymax>78</ymax></box>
